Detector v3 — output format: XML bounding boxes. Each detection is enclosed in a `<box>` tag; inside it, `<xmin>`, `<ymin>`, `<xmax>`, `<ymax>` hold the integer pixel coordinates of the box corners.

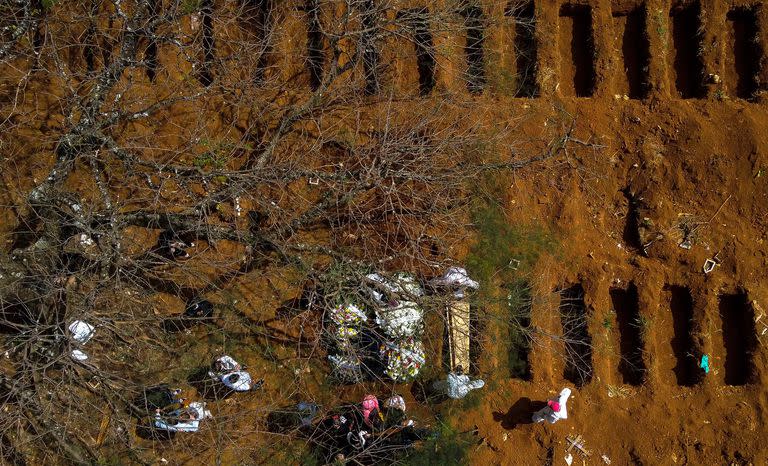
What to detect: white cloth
<box><xmin>384</xmin><ymin>395</ymin><xmax>406</xmax><ymax>412</ymax></box>
<box><xmin>70</xmin><ymin>349</ymin><xmax>88</xmax><ymax>361</ymax></box>
<box><xmin>532</xmin><ymin>388</ymin><xmax>572</xmax><ymax>424</ymax></box>
<box><xmin>433</xmin><ymin>372</ymin><xmax>485</xmax><ymax>399</ymax></box>
<box><xmin>365</xmin><ymin>273</ymin><xmax>423</xmax><ymax>305</ymax></box>
<box><xmin>431</xmin><ymin>267</ymin><xmax>479</xmax><ymax>298</ymax></box>
<box><xmin>68</xmin><ymin>320</ymin><xmax>95</xmax><ymax>343</ymax></box>
<box><xmin>153</xmin><ymin>402</ymin><xmax>211</xmax><ymax>432</ymax></box>
<box><xmin>213</xmin><ymin>355</ymin><xmax>239</xmax><ymax>372</ymax></box>
<box><xmin>220</xmin><ymin>370</ymin><xmax>253</xmax><ymax>391</ymax></box>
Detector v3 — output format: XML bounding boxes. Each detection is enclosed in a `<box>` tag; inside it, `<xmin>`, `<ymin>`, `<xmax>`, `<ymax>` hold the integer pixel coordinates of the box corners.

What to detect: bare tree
<box><xmin>0</xmin><ymin>0</ymin><xmax>566</xmax><ymax>463</ymax></box>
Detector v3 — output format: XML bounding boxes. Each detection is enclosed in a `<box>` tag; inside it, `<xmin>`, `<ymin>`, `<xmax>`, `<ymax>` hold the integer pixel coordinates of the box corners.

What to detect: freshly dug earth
<box><xmin>2</xmin><ymin>0</ymin><xmax>768</xmax><ymax>465</ymax></box>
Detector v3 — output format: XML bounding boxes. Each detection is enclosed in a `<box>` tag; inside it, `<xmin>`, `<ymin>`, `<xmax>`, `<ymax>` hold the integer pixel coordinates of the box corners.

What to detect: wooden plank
<box><xmin>447</xmin><ymin>300</ymin><xmax>471</xmax><ymax>372</ymax></box>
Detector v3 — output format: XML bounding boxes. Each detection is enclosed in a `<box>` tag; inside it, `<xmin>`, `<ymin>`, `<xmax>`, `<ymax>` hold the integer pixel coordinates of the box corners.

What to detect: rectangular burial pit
<box><xmin>725</xmin><ymin>6</ymin><xmax>763</xmax><ymax>99</ymax></box>
<box><xmin>463</xmin><ymin>4</ymin><xmax>487</xmax><ymax>94</ymax></box>
<box><xmin>506</xmin><ymin>281</ymin><xmax>532</xmax><ymax>380</ymax></box>
<box><xmin>718</xmin><ymin>293</ymin><xmax>757</xmax><ymax>385</ymax></box>
<box><xmin>610</xmin><ymin>283</ymin><xmax>646</xmax><ymax>385</ymax></box>
<box><xmin>668</xmin><ymin>2</ymin><xmax>705</xmax><ymax>98</ymax></box>
<box><xmin>559</xmin><ymin>4</ymin><xmax>596</xmax><ymax>97</ymax></box>
<box><xmin>612</xmin><ymin>2</ymin><xmax>650</xmax><ymax>98</ymax></box>
<box><xmin>395</xmin><ymin>8</ymin><xmax>436</xmax><ymax>96</ymax></box>
<box><xmin>664</xmin><ymin>285</ymin><xmax>700</xmax><ymax>386</ymax></box>
<box><xmin>559</xmin><ymin>284</ymin><xmax>593</xmax><ymax>387</ymax></box>
<box><xmin>508</xmin><ymin>0</ymin><xmax>538</xmax><ymax>97</ymax></box>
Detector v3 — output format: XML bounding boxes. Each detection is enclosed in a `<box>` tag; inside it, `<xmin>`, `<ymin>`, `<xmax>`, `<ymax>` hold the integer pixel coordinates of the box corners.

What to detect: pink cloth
<box><xmin>362</xmin><ymin>395</ymin><xmax>379</xmax><ymax>423</ymax></box>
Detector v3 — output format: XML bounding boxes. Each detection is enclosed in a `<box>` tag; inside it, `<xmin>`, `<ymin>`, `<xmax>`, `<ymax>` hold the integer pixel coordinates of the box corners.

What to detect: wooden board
<box><xmin>447</xmin><ymin>300</ymin><xmax>471</xmax><ymax>372</ymax></box>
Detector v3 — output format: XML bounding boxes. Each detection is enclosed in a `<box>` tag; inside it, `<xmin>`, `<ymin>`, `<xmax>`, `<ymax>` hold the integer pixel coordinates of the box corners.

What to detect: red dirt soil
<box><xmin>2</xmin><ymin>0</ymin><xmax>768</xmax><ymax>464</ymax></box>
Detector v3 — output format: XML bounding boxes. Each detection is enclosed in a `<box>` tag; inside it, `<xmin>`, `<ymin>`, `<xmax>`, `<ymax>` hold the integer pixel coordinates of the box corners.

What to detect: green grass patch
<box><xmin>466</xmin><ymin>202</ymin><xmax>555</xmax><ymax>288</ymax></box>
<box><xmin>466</xmin><ymin>174</ymin><xmax>557</xmax><ymax>379</ymax></box>
<box><xmin>400</xmin><ymin>420</ymin><xmax>473</xmax><ymax>466</ymax></box>
<box><xmin>503</xmin><ymin>279</ymin><xmax>533</xmax><ymax>379</ymax></box>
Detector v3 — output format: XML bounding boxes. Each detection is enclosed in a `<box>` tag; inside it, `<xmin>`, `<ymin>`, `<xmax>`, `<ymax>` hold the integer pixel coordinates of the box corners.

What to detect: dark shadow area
<box><xmin>361</xmin><ymin>0</ymin><xmax>380</xmax><ymax>95</ymax></box>
<box><xmin>718</xmin><ymin>293</ymin><xmax>756</xmax><ymax>385</ymax></box>
<box><xmin>621</xmin><ymin>187</ymin><xmax>642</xmax><ymax>251</ymax></box>
<box><xmin>187</xmin><ymin>366</ymin><xmax>239</xmax><ymax>401</ymax></box>
<box><xmin>84</xmin><ymin>26</ymin><xmax>96</xmax><ymax>74</ymax></box>
<box><xmin>0</xmin><ymin>302</ymin><xmax>37</xmax><ymax>334</ymax></box>
<box><xmin>242</xmin><ymin>0</ymin><xmax>275</xmax><ymax>86</ymax></box>
<box><xmin>727</xmin><ymin>7</ymin><xmax>761</xmax><ymax>99</ymax></box>
<box><xmin>506</xmin><ymin>281</ymin><xmax>532</xmax><ymax>380</ymax></box>
<box><xmin>266</xmin><ymin>402</ymin><xmax>320</xmax><ymax>434</ymax></box>
<box><xmin>559</xmin><ymin>4</ymin><xmax>595</xmax><ymax>97</ymax></box>
<box><xmin>670</xmin><ymin>2</ymin><xmax>704</xmax><ymax>98</ymax></box>
<box><xmin>469</xmin><ymin>303</ymin><xmax>481</xmax><ymax>374</ymax></box>
<box><xmin>492</xmin><ymin>397</ymin><xmax>545</xmax><ymax>430</ymax></box>
<box><xmin>613</xmin><ymin>4</ymin><xmax>650</xmax><ymax>98</ymax></box>
<box><xmin>306</xmin><ymin>0</ymin><xmax>325</xmax><ymax>90</ymax></box>
<box><xmin>508</xmin><ymin>0</ymin><xmax>538</xmax><ymax>97</ymax></box>
<box><xmin>399</xmin><ymin>8</ymin><xmax>436</xmax><ymax>96</ymax></box>
<box><xmin>135</xmin><ymin>423</ymin><xmax>175</xmax><ymax>440</ymax></box>
<box><xmin>610</xmin><ymin>283</ymin><xmax>646</xmax><ymax>385</ymax></box>
<box><xmin>1</xmin><ymin>432</ymin><xmax>27</xmax><ymax>466</ymax></box>
<box><xmin>198</xmin><ymin>0</ymin><xmax>216</xmax><ymax>87</ymax></box>
<box><xmin>410</xmin><ymin>378</ymin><xmax>446</xmax><ymax>404</ymax></box>
<box><xmin>666</xmin><ymin>285</ymin><xmax>699</xmax><ymax>386</ymax></box>
<box><xmin>161</xmin><ymin>299</ymin><xmax>215</xmax><ymax>332</ymax></box>
<box><xmin>145</xmin><ymin>0</ymin><xmax>160</xmax><ymax>81</ymax></box>
<box><xmin>559</xmin><ymin>284</ymin><xmax>593</xmax><ymax>387</ymax></box>
<box><xmin>462</xmin><ymin>4</ymin><xmax>486</xmax><ymax>94</ymax></box>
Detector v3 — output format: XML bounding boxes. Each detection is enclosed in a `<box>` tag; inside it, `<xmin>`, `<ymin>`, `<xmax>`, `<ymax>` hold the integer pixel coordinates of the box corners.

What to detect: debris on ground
<box><xmin>566</xmin><ymin>434</ymin><xmax>592</xmax><ymax>458</ymax></box>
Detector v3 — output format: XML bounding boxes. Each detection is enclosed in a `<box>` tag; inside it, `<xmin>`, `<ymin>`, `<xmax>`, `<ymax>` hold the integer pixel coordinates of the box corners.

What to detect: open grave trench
<box><xmin>609</xmin><ymin>283</ymin><xmax>646</xmax><ymax>386</ymax></box>
<box><xmin>725</xmin><ymin>5</ymin><xmax>763</xmax><ymax>99</ymax></box>
<box><xmin>523</xmin><ymin>282</ymin><xmax>762</xmax><ymax>390</ymax></box>
<box><xmin>559</xmin><ymin>284</ymin><xmax>594</xmax><ymax>388</ymax></box>
<box><xmin>657</xmin><ymin>285</ymin><xmax>700</xmax><ymax>386</ymax></box>
<box><xmin>668</xmin><ymin>1</ymin><xmax>706</xmax><ymax>98</ymax></box>
<box><xmin>558</xmin><ymin>4</ymin><xmax>596</xmax><ymax>97</ymax></box>
<box><xmin>140</xmin><ymin>0</ymin><xmax>768</xmax><ymax>101</ymax></box>
<box><xmin>506</xmin><ymin>1</ymin><xmax>538</xmax><ymax>97</ymax></box>
<box><xmin>716</xmin><ymin>292</ymin><xmax>758</xmax><ymax>385</ymax></box>
<box><xmin>612</xmin><ymin>1</ymin><xmax>650</xmax><ymax>99</ymax></box>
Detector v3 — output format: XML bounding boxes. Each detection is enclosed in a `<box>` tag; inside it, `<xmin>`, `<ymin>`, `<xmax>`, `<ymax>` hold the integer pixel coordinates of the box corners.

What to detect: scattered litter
<box><xmin>68</xmin><ymin>320</ymin><xmax>95</xmax><ymax>362</ymax></box>
<box><xmin>703</xmin><ymin>258</ymin><xmax>718</xmax><ymax>274</ymax></box>
<box><xmin>564</xmin><ymin>453</ymin><xmax>573</xmax><ymax>465</ymax></box>
<box><xmin>606</xmin><ymin>384</ymin><xmax>634</xmax><ymax>399</ymax></box>
<box><xmin>699</xmin><ymin>354</ymin><xmax>710</xmax><ymax>374</ymax></box>
<box><xmin>68</xmin><ymin>320</ymin><xmax>95</xmax><ymax>343</ymax></box>
<box><xmin>601</xmin><ymin>454</ymin><xmax>612</xmax><ymax>464</ymax></box>
<box><xmin>78</xmin><ymin>234</ymin><xmax>95</xmax><ymax>246</ymax></box>
<box><xmin>234</xmin><ymin>197</ymin><xmax>242</xmax><ymax>217</ymax></box>
<box><xmin>566</xmin><ymin>434</ymin><xmax>592</xmax><ymax>458</ymax></box>
<box><xmin>71</xmin><ymin>349</ymin><xmax>89</xmax><ymax>361</ymax></box>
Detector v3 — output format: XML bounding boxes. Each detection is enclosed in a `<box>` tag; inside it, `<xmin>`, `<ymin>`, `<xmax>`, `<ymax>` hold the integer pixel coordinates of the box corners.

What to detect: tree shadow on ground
<box><xmin>492</xmin><ymin>397</ymin><xmax>546</xmax><ymax>430</ymax></box>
